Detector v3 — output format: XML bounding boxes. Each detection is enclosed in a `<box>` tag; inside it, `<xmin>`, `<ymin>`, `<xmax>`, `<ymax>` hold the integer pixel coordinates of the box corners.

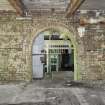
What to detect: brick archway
<box><xmin>29</xmin><ymin>21</ymin><xmax>80</xmax><ymax>81</ymax></box>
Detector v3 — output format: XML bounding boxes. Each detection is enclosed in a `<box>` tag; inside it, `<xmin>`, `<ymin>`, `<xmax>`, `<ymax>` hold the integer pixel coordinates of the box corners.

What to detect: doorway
<box><xmin>32</xmin><ymin>29</ymin><xmax>74</xmax><ymax>80</ymax></box>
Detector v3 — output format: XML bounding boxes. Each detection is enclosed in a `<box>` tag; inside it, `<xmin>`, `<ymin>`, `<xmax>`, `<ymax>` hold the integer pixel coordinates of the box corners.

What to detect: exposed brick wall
<box><xmin>81</xmin><ymin>30</ymin><xmax>105</xmax><ymax>80</ymax></box>
<box><xmin>0</xmin><ymin>16</ymin><xmax>31</xmax><ymax>81</ymax></box>
<box><xmin>0</xmin><ymin>14</ymin><xmax>104</xmax><ymax>81</ymax></box>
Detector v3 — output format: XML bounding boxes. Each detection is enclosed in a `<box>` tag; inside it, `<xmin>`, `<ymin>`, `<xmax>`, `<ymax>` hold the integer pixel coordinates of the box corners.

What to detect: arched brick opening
<box><xmin>29</xmin><ymin>22</ymin><xmax>80</xmax><ymax>81</ymax></box>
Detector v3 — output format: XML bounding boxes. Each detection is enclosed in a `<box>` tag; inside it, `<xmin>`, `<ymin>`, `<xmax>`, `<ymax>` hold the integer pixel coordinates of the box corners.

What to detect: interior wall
<box><xmin>0</xmin><ymin>15</ymin><xmax>104</xmax><ymax>81</ymax></box>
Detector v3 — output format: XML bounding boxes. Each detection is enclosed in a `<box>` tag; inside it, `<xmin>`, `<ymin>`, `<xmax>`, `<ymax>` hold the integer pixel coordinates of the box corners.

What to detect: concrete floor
<box><xmin>0</xmin><ymin>79</ymin><xmax>105</xmax><ymax>105</ymax></box>
<box><xmin>51</xmin><ymin>71</ymin><xmax>74</xmax><ymax>81</ymax></box>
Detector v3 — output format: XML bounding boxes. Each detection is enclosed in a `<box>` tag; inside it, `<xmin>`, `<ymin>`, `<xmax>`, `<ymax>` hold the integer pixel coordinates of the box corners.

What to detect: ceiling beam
<box><xmin>8</xmin><ymin>0</ymin><xmax>23</xmax><ymax>15</ymax></box>
<box><xmin>66</xmin><ymin>0</ymin><xmax>85</xmax><ymax>17</ymax></box>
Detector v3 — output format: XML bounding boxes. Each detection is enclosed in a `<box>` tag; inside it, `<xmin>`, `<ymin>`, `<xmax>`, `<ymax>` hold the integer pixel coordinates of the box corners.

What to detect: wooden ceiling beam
<box><xmin>66</xmin><ymin>0</ymin><xmax>85</xmax><ymax>17</ymax></box>
<box><xmin>8</xmin><ymin>0</ymin><xmax>23</xmax><ymax>15</ymax></box>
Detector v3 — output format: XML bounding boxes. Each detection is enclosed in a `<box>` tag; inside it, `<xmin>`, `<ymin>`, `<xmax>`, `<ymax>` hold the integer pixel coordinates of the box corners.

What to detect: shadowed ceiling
<box><xmin>0</xmin><ymin>0</ymin><xmax>16</xmax><ymax>11</ymax></box>
<box><xmin>79</xmin><ymin>0</ymin><xmax>105</xmax><ymax>10</ymax></box>
<box><xmin>0</xmin><ymin>0</ymin><xmax>105</xmax><ymax>16</ymax></box>
<box><xmin>22</xmin><ymin>0</ymin><xmax>70</xmax><ymax>15</ymax></box>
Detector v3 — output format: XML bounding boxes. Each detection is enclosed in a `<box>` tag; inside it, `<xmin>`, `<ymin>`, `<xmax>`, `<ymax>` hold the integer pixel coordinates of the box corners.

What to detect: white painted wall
<box><xmin>32</xmin><ymin>33</ymin><xmax>44</xmax><ymax>78</ymax></box>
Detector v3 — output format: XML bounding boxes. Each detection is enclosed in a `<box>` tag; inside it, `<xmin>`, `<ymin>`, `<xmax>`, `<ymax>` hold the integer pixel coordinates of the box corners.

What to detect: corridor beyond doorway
<box><xmin>32</xmin><ymin>29</ymin><xmax>74</xmax><ymax>80</ymax></box>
